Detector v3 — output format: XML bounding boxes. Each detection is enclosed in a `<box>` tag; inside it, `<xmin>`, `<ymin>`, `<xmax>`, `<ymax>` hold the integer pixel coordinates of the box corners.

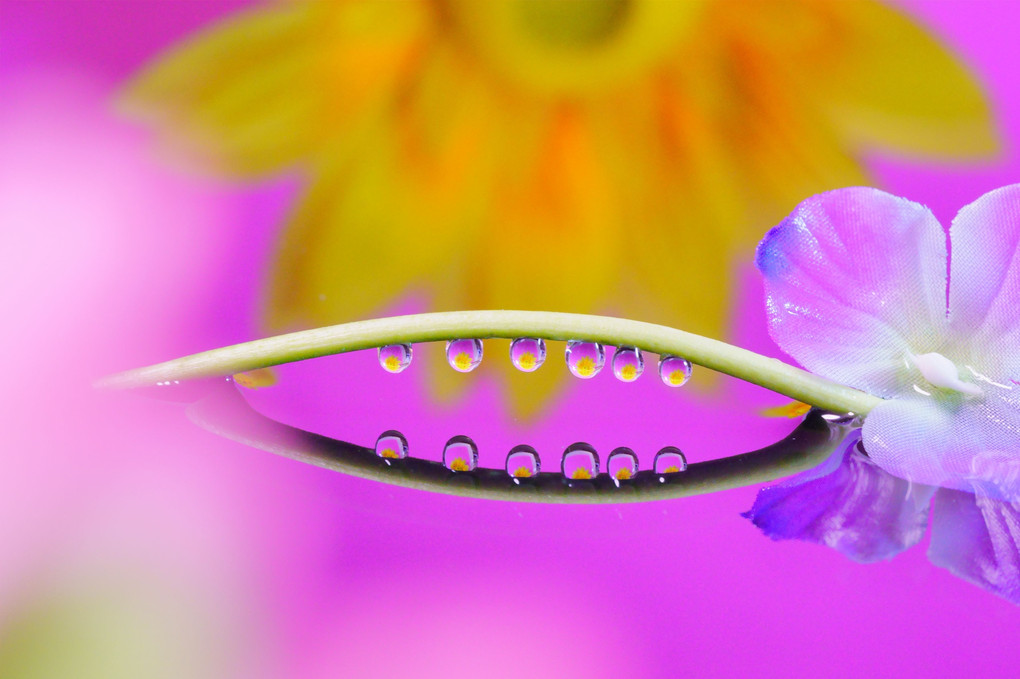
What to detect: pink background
<box><xmin>1</xmin><ymin>1</ymin><xmax>1018</xmax><ymax>677</ymax></box>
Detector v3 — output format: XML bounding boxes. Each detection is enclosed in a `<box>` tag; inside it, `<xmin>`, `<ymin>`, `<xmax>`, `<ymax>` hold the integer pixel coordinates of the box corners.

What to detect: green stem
<box><xmin>98</xmin><ymin>310</ymin><xmax>882</xmax><ymax>415</ymax></box>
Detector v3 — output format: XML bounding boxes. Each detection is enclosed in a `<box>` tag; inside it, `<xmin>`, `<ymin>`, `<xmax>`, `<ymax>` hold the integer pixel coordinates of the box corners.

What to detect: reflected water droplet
<box><xmin>443</xmin><ymin>435</ymin><xmax>478</xmax><ymax>472</ymax></box>
<box><xmin>654</xmin><ymin>446</ymin><xmax>687</xmax><ymax>475</ymax></box>
<box><xmin>566</xmin><ymin>341</ymin><xmax>605</xmax><ymax>379</ymax></box>
<box><xmin>375</xmin><ymin>430</ymin><xmax>408</xmax><ymax>461</ymax></box>
<box><xmin>607</xmin><ymin>447</ymin><xmax>638</xmax><ymax>482</ymax></box>
<box><xmin>510</xmin><ymin>337</ymin><xmax>547</xmax><ymax>372</ymax></box>
<box><xmin>506</xmin><ymin>445</ymin><xmax>541</xmax><ymax>480</ymax></box>
<box><xmin>378</xmin><ymin>344</ymin><xmax>412</xmax><ymax>373</ymax></box>
<box><xmin>659</xmin><ymin>355</ymin><xmax>692</xmax><ymax>387</ymax></box>
<box><xmin>446</xmin><ymin>338</ymin><xmax>483</xmax><ymax>373</ymax></box>
<box><xmin>562</xmin><ymin>442</ymin><xmax>599</xmax><ymax>480</ymax></box>
<box><xmin>612</xmin><ymin>346</ymin><xmax>644</xmax><ymax>382</ymax></box>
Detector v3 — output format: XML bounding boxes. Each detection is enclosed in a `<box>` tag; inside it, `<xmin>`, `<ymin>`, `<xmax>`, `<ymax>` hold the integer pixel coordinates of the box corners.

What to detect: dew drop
<box><xmin>446</xmin><ymin>338</ymin><xmax>483</xmax><ymax>373</ymax></box>
<box><xmin>612</xmin><ymin>346</ymin><xmax>644</xmax><ymax>382</ymax></box>
<box><xmin>562</xmin><ymin>442</ymin><xmax>599</xmax><ymax>480</ymax></box>
<box><xmin>375</xmin><ymin>430</ymin><xmax>408</xmax><ymax>461</ymax></box>
<box><xmin>510</xmin><ymin>337</ymin><xmax>547</xmax><ymax>372</ymax></box>
<box><xmin>506</xmin><ymin>444</ymin><xmax>541</xmax><ymax>480</ymax></box>
<box><xmin>378</xmin><ymin>343</ymin><xmax>412</xmax><ymax>373</ymax></box>
<box><xmin>607</xmin><ymin>447</ymin><xmax>639</xmax><ymax>482</ymax></box>
<box><xmin>658</xmin><ymin>355</ymin><xmax>692</xmax><ymax>387</ymax></box>
<box><xmin>566</xmin><ymin>341</ymin><xmax>605</xmax><ymax>379</ymax></box>
<box><xmin>443</xmin><ymin>435</ymin><xmax>478</xmax><ymax>472</ymax></box>
<box><xmin>654</xmin><ymin>446</ymin><xmax>687</xmax><ymax>475</ymax></box>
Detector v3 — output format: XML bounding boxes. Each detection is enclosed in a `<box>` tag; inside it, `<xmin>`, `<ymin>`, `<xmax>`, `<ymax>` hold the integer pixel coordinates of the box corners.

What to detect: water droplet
<box><xmin>654</xmin><ymin>446</ymin><xmax>687</xmax><ymax>475</ymax></box>
<box><xmin>446</xmin><ymin>338</ymin><xmax>483</xmax><ymax>373</ymax></box>
<box><xmin>562</xmin><ymin>442</ymin><xmax>599</xmax><ymax>480</ymax></box>
<box><xmin>607</xmin><ymin>447</ymin><xmax>639</xmax><ymax>482</ymax></box>
<box><xmin>378</xmin><ymin>344</ymin><xmax>412</xmax><ymax>373</ymax></box>
<box><xmin>506</xmin><ymin>444</ymin><xmax>541</xmax><ymax>480</ymax></box>
<box><xmin>566</xmin><ymin>341</ymin><xmax>605</xmax><ymax>379</ymax></box>
<box><xmin>375</xmin><ymin>430</ymin><xmax>408</xmax><ymax>461</ymax></box>
<box><xmin>510</xmin><ymin>337</ymin><xmax>546</xmax><ymax>372</ymax></box>
<box><xmin>658</xmin><ymin>355</ymin><xmax>692</xmax><ymax>387</ymax></box>
<box><xmin>443</xmin><ymin>435</ymin><xmax>478</xmax><ymax>472</ymax></box>
<box><xmin>611</xmin><ymin>346</ymin><xmax>644</xmax><ymax>382</ymax></box>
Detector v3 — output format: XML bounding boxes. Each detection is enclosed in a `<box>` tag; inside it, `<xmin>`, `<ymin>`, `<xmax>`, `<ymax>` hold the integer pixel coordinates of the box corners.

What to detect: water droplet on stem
<box><xmin>446</xmin><ymin>339</ymin><xmax>483</xmax><ymax>373</ymax></box>
<box><xmin>510</xmin><ymin>337</ymin><xmax>547</xmax><ymax>372</ymax></box>
<box><xmin>566</xmin><ymin>341</ymin><xmax>605</xmax><ymax>379</ymax></box>
<box><xmin>378</xmin><ymin>344</ymin><xmax>412</xmax><ymax>373</ymax></box>
<box><xmin>659</xmin><ymin>355</ymin><xmax>692</xmax><ymax>387</ymax></box>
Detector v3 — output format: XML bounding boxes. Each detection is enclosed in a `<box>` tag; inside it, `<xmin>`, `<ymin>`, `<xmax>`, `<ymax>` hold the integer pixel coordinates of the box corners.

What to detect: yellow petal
<box><xmin>119</xmin><ymin>2</ymin><xmax>431</xmax><ymax>176</ymax></box>
<box><xmin>723</xmin><ymin>0</ymin><xmax>998</xmax><ymax>159</ymax></box>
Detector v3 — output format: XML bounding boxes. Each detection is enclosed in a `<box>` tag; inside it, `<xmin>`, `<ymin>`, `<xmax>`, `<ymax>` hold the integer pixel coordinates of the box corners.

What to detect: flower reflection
<box><xmin>745</xmin><ymin>428</ymin><xmax>1020</xmax><ymax>604</ymax></box>
<box><xmin>120</xmin><ymin>0</ymin><xmax>997</xmax><ymax>415</ymax></box>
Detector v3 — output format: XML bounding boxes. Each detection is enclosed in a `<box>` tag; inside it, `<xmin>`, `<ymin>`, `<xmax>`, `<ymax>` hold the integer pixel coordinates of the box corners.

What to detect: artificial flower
<box><xmin>119</xmin><ymin>0</ymin><xmax>997</xmax><ymax>415</ymax></box>
<box><xmin>745</xmin><ymin>428</ymin><xmax>1020</xmax><ymax>604</ymax></box>
<box><xmin>757</xmin><ymin>185</ymin><xmax>1020</xmax><ymax>502</ymax></box>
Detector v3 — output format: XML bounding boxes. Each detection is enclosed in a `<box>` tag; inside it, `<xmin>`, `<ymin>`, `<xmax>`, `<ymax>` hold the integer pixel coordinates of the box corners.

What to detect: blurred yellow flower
<box><xmin>121</xmin><ymin>0</ymin><xmax>996</xmax><ymax>415</ymax></box>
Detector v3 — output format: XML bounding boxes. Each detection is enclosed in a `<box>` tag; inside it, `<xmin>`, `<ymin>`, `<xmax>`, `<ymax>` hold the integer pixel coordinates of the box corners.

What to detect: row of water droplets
<box><xmin>374</xmin><ymin>431</ymin><xmax>688</xmax><ymax>483</ymax></box>
<box><xmin>379</xmin><ymin>338</ymin><xmax>692</xmax><ymax>387</ymax></box>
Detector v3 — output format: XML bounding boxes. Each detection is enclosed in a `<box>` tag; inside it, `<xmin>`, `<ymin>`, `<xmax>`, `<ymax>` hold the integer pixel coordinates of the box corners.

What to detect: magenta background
<box><xmin>2</xmin><ymin>1</ymin><xmax>1019</xmax><ymax>677</ymax></box>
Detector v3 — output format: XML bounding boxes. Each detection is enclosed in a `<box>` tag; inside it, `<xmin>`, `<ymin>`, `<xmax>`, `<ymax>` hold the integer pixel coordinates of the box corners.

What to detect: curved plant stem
<box><xmin>98</xmin><ymin>310</ymin><xmax>882</xmax><ymax>415</ymax></box>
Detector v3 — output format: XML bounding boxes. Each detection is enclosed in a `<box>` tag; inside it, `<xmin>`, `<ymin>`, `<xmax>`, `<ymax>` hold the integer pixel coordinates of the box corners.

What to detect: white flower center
<box><xmin>911</xmin><ymin>351</ymin><xmax>982</xmax><ymax>397</ymax></box>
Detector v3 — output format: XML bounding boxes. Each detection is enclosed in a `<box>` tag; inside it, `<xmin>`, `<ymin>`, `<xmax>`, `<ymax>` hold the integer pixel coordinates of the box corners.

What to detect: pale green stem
<box><xmin>98</xmin><ymin>310</ymin><xmax>882</xmax><ymax>415</ymax></box>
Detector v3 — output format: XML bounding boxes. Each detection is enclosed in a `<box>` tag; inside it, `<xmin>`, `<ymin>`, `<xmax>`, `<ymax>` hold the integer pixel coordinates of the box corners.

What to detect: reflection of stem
<box><xmin>99</xmin><ymin>310</ymin><xmax>881</xmax><ymax>414</ymax></box>
<box><xmin>187</xmin><ymin>384</ymin><xmax>850</xmax><ymax>504</ymax></box>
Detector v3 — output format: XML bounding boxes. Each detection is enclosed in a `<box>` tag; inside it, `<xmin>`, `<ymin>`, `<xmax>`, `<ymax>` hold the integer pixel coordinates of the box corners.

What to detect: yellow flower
<box><xmin>663</xmin><ymin>465</ymin><xmax>681</xmax><ymax>474</ymax></box>
<box><xmin>619</xmin><ymin>363</ymin><xmax>638</xmax><ymax>382</ymax></box>
<box><xmin>571</xmin><ymin>467</ymin><xmax>592</xmax><ymax>480</ymax></box>
<box><xmin>379</xmin><ymin>448</ymin><xmax>399</xmax><ymax>460</ymax></box>
<box><xmin>614</xmin><ymin>467</ymin><xmax>632</xmax><ymax>481</ymax></box>
<box><xmin>574</xmin><ymin>356</ymin><xmax>597</xmax><ymax>378</ymax></box>
<box><xmin>665</xmin><ymin>369</ymin><xmax>687</xmax><ymax>386</ymax></box>
<box><xmin>452</xmin><ymin>352</ymin><xmax>473</xmax><ymax>372</ymax></box>
<box><xmin>512</xmin><ymin>466</ymin><xmax>532</xmax><ymax>478</ymax></box>
<box><xmin>121</xmin><ymin>0</ymin><xmax>996</xmax><ymax>416</ymax></box>
<box><xmin>383</xmin><ymin>355</ymin><xmax>403</xmax><ymax>373</ymax></box>
<box><xmin>516</xmin><ymin>351</ymin><xmax>536</xmax><ymax>371</ymax></box>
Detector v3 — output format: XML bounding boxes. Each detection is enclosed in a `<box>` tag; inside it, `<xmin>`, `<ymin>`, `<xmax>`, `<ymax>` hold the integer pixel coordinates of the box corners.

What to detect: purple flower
<box><xmin>745</xmin><ymin>431</ymin><xmax>1020</xmax><ymax>604</ymax></box>
<box><xmin>750</xmin><ymin>185</ymin><xmax>1020</xmax><ymax>603</ymax></box>
<box><xmin>757</xmin><ymin>186</ymin><xmax>1020</xmax><ymax>500</ymax></box>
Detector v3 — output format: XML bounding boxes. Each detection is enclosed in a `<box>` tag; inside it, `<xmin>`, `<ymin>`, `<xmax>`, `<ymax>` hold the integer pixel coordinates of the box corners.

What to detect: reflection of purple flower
<box><xmin>756</xmin><ymin>186</ymin><xmax>1020</xmax><ymax>500</ymax></box>
<box><xmin>745</xmin><ymin>429</ymin><xmax>1020</xmax><ymax>604</ymax></box>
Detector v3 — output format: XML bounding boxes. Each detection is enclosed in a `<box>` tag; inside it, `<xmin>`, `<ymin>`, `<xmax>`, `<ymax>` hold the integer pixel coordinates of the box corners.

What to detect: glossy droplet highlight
<box><xmin>443</xmin><ymin>435</ymin><xmax>478</xmax><ymax>472</ymax></box>
<box><xmin>566</xmin><ymin>341</ymin><xmax>605</xmax><ymax>379</ymax></box>
<box><xmin>510</xmin><ymin>337</ymin><xmax>547</xmax><ymax>372</ymax></box>
<box><xmin>446</xmin><ymin>338</ymin><xmax>483</xmax><ymax>373</ymax></box>
<box><xmin>607</xmin><ymin>447</ymin><xmax>639</xmax><ymax>482</ymax></box>
<box><xmin>378</xmin><ymin>344</ymin><xmax>412</xmax><ymax>373</ymax></box>
<box><xmin>659</xmin><ymin>355</ymin><xmax>692</xmax><ymax>387</ymax></box>
<box><xmin>612</xmin><ymin>346</ymin><xmax>644</xmax><ymax>382</ymax></box>
<box><xmin>562</xmin><ymin>442</ymin><xmax>599</xmax><ymax>480</ymax></box>
<box><xmin>375</xmin><ymin>430</ymin><xmax>408</xmax><ymax>461</ymax></box>
<box><xmin>506</xmin><ymin>445</ymin><xmax>541</xmax><ymax>480</ymax></box>
<box><xmin>654</xmin><ymin>446</ymin><xmax>687</xmax><ymax>474</ymax></box>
